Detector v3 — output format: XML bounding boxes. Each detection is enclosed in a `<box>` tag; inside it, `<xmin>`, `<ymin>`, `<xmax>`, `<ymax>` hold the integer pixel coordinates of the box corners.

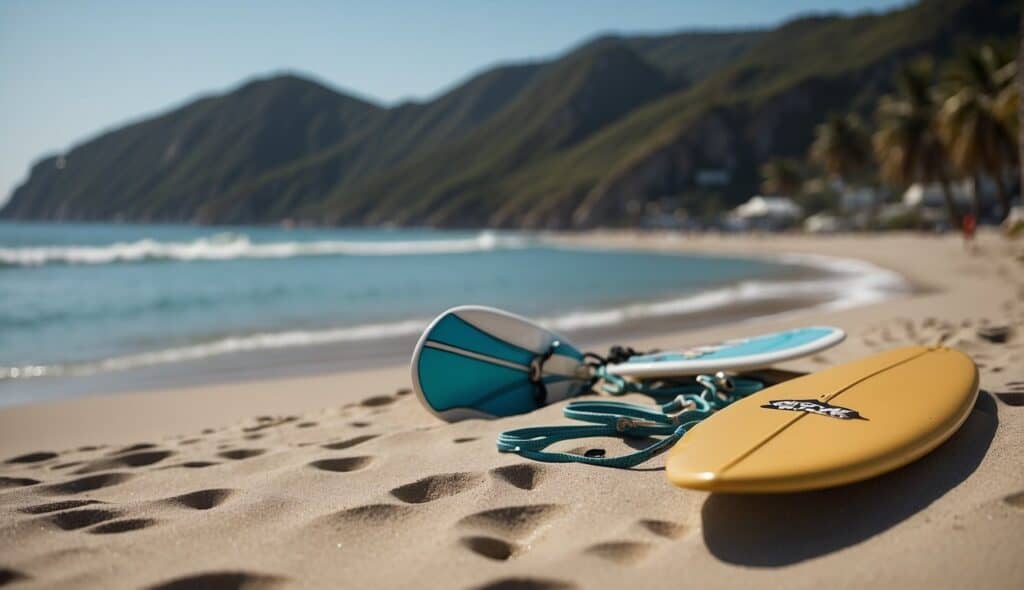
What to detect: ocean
<box><xmin>0</xmin><ymin>222</ymin><xmax>905</xmax><ymax>406</ymax></box>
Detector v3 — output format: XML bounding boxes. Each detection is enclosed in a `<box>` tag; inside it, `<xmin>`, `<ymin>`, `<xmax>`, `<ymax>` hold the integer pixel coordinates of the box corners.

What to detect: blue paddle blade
<box><xmin>411</xmin><ymin>306</ymin><xmax>591</xmax><ymax>421</ymax></box>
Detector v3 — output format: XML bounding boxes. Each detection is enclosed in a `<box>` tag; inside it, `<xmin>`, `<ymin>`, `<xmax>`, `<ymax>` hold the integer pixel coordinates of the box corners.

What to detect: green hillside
<box><xmin>2</xmin><ymin>0</ymin><xmax>1017</xmax><ymax>227</ymax></box>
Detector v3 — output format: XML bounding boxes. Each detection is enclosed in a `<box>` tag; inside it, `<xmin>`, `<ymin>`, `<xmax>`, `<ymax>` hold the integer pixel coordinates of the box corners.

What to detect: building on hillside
<box><xmin>803</xmin><ymin>212</ymin><xmax>847</xmax><ymax>233</ymax></box>
<box><xmin>902</xmin><ymin>181</ymin><xmax>975</xmax><ymax>210</ymax></box>
<box><xmin>728</xmin><ymin>196</ymin><xmax>803</xmax><ymax>231</ymax></box>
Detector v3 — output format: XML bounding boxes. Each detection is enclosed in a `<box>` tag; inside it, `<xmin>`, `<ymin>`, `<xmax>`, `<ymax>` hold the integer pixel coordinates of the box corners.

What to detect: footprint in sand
<box><xmin>458</xmin><ymin>504</ymin><xmax>566</xmax><ymax>540</ymax></box>
<box><xmin>43</xmin><ymin>472</ymin><xmax>133</xmax><ymax>495</ymax></box>
<box><xmin>472</xmin><ymin>577</ymin><xmax>577</xmax><ymax>590</ymax></box>
<box><xmin>46</xmin><ymin>507</ymin><xmax>122</xmax><ymax>530</ymax></box>
<box><xmin>89</xmin><ymin>518</ymin><xmax>158</xmax><ymax>534</ymax></box>
<box><xmin>217</xmin><ymin>449</ymin><xmax>266</xmax><ymax>460</ymax></box>
<box><xmin>111</xmin><ymin>443</ymin><xmax>158</xmax><ymax>454</ymax></box>
<box><xmin>453</xmin><ymin>437</ymin><xmax>479</xmax><ymax>444</ymax></box>
<box><xmin>637</xmin><ymin>518</ymin><xmax>687</xmax><ymax>539</ymax></box>
<box><xmin>489</xmin><ymin>464</ymin><xmax>546</xmax><ymax>491</ymax></box>
<box><xmin>390</xmin><ymin>472</ymin><xmax>484</xmax><ymax>504</ymax></box>
<box><xmin>295</xmin><ymin>421</ymin><xmax>318</xmax><ymax>429</ymax></box>
<box><xmin>4</xmin><ymin>451</ymin><xmax>58</xmax><ymax>464</ymax></box>
<box><xmin>361</xmin><ymin>395</ymin><xmax>396</xmax><ymax>408</ymax></box>
<box><xmin>0</xmin><ymin>476</ymin><xmax>40</xmax><ymax>489</ymax></box>
<box><xmin>322</xmin><ymin>503</ymin><xmax>416</xmax><ymax>526</ymax></box>
<box><xmin>321</xmin><ymin>434</ymin><xmax>379</xmax><ymax>450</ymax></box>
<box><xmin>165</xmin><ymin>489</ymin><xmax>235</xmax><ymax>510</ymax></box>
<box><xmin>349</xmin><ymin>421</ymin><xmax>372</xmax><ymax>428</ymax></box>
<box><xmin>21</xmin><ymin>499</ymin><xmax>104</xmax><ymax>514</ymax></box>
<box><xmin>51</xmin><ymin>461</ymin><xmax>83</xmax><ymax>470</ymax></box>
<box><xmin>0</xmin><ymin>568</ymin><xmax>28</xmax><ymax>586</ymax></box>
<box><xmin>309</xmin><ymin>456</ymin><xmax>374</xmax><ymax>473</ymax></box>
<box><xmin>146</xmin><ymin>571</ymin><xmax>287</xmax><ymax>590</ymax></box>
<box><xmin>161</xmin><ymin>461</ymin><xmax>221</xmax><ymax>470</ymax></box>
<box><xmin>459</xmin><ymin>536</ymin><xmax>520</xmax><ymax>561</ymax></box>
<box><xmin>1003</xmin><ymin>491</ymin><xmax>1024</xmax><ymax>511</ymax></box>
<box><xmin>583</xmin><ymin>541</ymin><xmax>654</xmax><ymax>565</ymax></box>
<box><xmin>242</xmin><ymin>417</ymin><xmax>298</xmax><ymax>433</ymax></box>
<box><xmin>73</xmin><ymin>450</ymin><xmax>175</xmax><ymax>474</ymax></box>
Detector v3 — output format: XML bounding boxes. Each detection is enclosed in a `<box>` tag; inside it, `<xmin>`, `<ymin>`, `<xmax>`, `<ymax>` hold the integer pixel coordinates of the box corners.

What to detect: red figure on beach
<box><xmin>962</xmin><ymin>213</ymin><xmax>976</xmax><ymax>251</ymax></box>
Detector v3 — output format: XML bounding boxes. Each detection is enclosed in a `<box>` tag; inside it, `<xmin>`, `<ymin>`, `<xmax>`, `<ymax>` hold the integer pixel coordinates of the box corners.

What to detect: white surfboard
<box><xmin>605</xmin><ymin>326</ymin><xmax>846</xmax><ymax>378</ymax></box>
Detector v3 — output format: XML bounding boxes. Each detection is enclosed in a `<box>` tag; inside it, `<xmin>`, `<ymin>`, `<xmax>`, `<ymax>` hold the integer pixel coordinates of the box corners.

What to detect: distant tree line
<box><xmin>760</xmin><ymin>42</ymin><xmax>1019</xmax><ymax>227</ymax></box>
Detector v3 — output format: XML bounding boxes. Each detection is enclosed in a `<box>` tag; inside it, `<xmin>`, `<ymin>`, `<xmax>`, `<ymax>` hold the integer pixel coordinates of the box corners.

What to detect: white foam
<box><xmin>0</xmin><ymin>231</ymin><xmax>526</xmax><ymax>266</ymax></box>
<box><xmin>0</xmin><ymin>251</ymin><xmax>909</xmax><ymax>381</ymax></box>
<box><xmin>541</xmin><ymin>252</ymin><xmax>909</xmax><ymax>331</ymax></box>
<box><xmin>1</xmin><ymin>319</ymin><xmax>428</xmax><ymax>380</ymax></box>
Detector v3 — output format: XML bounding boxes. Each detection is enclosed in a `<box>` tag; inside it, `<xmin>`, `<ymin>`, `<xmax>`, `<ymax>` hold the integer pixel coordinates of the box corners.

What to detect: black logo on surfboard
<box><xmin>761</xmin><ymin>399</ymin><xmax>866</xmax><ymax>420</ymax></box>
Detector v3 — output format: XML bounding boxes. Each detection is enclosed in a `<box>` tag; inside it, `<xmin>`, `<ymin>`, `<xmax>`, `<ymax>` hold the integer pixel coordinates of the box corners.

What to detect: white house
<box><xmin>730</xmin><ymin>196</ymin><xmax>803</xmax><ymax>230</ymax></box>
<box><xmin>902</xmin><ymin>180</ymin><xmax>990</xmax><ymax>209</ymax></box>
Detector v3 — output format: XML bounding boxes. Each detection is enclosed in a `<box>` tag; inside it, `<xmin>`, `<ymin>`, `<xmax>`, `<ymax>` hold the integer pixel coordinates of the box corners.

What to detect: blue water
<box><xmin>0</xmin><ymin>222</ymin><xmax>794</xmax><ymax>381</ymax></box>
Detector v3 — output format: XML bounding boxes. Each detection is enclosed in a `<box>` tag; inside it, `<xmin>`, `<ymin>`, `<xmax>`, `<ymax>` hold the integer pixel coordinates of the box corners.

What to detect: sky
<box><xmin>0</xmin><ymin>0</ymin><xmax>908</xmax><ymax>205</ymax></box>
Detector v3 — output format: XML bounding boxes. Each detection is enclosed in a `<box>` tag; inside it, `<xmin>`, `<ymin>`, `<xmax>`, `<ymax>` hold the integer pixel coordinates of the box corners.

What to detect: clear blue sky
<box><xmin>0</xmin><ymin>0</ymin><xmax>907</xmax><ymax>204</ymax></box>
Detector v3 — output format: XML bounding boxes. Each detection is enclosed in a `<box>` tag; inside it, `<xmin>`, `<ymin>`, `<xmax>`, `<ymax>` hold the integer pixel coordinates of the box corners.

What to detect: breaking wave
<box><xmin>1</xmin><ymin>252</ymin><xmax>908</xmax><ymax>381</ymax></box>
<box><xmin>0</xmin><ymin>231</ymin><xmax>527</xmax><ymax>267</ymax></box>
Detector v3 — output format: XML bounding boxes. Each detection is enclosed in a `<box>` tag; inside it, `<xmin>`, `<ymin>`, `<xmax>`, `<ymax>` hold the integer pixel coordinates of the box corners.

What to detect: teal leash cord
<box><xmin>496</xmin><ymin>374</ymin><xmax>763</xmax><ymax>468</ymax></box>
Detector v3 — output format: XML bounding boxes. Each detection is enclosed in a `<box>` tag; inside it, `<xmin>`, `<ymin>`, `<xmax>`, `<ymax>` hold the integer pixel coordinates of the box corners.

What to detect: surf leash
<box><xmin>496</xmin><ymin>373</ymin><xmax>763</xmax><ymax>468</ymax></box>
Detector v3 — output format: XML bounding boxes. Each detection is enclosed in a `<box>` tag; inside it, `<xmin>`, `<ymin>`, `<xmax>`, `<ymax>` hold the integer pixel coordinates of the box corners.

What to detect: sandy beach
<box><xmin>1</xmin><ymin>231</ymin><xmax>1022</xmax><ymax>589</ymax></box>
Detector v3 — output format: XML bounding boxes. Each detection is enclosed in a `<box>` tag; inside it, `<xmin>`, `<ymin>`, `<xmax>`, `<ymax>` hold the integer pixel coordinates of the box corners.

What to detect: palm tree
<box><xmin>939</xmin><ymin>45</ymin><xmax>1017</xmax><ymax>219</ymax></box>
<box><xmin>874</xmin><ymin>58</ymin><xmax>962</xmax><ymax>228</ymax></box>
<box><xmin>810</xmin><ymin>113</ymin><xmax>872</xmax><ymax>220</ymax></box>
<box><xmin>760</xmin><ymin>158</ymin><xmax>803</xmax><ymax>196</ymax></box>
<box><xmin>810</xmin><ymin>113</ymin><xmax>872</xmax><ymax>183</ymax></box>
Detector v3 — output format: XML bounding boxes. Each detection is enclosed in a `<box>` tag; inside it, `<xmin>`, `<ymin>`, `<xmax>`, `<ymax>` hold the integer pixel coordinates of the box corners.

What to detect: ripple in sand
<box><xmin>458</xmin><ymin>504</ymin><xmax>566</xmax><ymax>539</ymax></box>
<box><xmin>4</xmin><ymin>451</ymin><xmax>57</xmax><ymax>464</ymax></box>
<box><xmin>166</xmin><ymin>489</ymin><xmax>234</xmax><ymax>510</ymax></box>
<box><xmin>390</xmin><ymin>472</ymin><xmax>484</xmax><ymax>504</ymax></box>
<box><xmin>309</xmin><ymin>457</ymin><xmax>374</xmax><ymax>473</ymax></box>
<box><xmin>584</xmin><ymin>541</ymin><xmax>654</xmax><ymax>564</ymax></box>
<box><xmin>43</xmin><ymin>472</ymin><xmax>133</xmax><ymax>495</ymax></box>
<box><xmin>460</xmin><ymin>536</ymin><xmax>519</xmax><ymax>561</ymax></box>
<box><xmin>47</xmin><ymin>508</ymin><xmax>121</xmax><ymax>530</ymax></box>
<box><xmin>89</xmin><ymin>518</ymin><xmax>157</xmax><ymax>534</ymax></box>
<box><xmin>490</xmin><ymin>464</ymin><xmax>545</xmax><ymax>491</ymax></box>
<box><xmin>147</xmin><ymin>571</ymin><xmax>286</xmax><ymax>590</ymax></box>
<box><xmin>473</xmin><ymin>577</ymin><xmax>577</xmax><ymax>590</ymax></box>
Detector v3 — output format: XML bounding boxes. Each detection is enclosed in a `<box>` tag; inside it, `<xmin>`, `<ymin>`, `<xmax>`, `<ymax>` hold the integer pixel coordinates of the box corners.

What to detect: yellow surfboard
<box><xmin>666</xmin><ymin>346</ymin><xmax>978</xmax><ymax>493</ymax></box>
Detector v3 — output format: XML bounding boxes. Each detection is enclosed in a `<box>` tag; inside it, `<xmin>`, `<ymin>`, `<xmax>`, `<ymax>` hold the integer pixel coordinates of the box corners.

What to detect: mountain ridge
<box><xmin>3</xmin><ymin>0</ymin><xmax>1017</xmax><ymax>227</ymax></box>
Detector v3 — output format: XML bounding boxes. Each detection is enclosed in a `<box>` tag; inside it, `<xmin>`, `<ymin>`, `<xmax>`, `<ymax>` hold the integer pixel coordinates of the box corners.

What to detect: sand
<box><xmin>1</xmin><ymin>231</ymin><xmax>1022</xmax><ymax>589</ymax></box>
